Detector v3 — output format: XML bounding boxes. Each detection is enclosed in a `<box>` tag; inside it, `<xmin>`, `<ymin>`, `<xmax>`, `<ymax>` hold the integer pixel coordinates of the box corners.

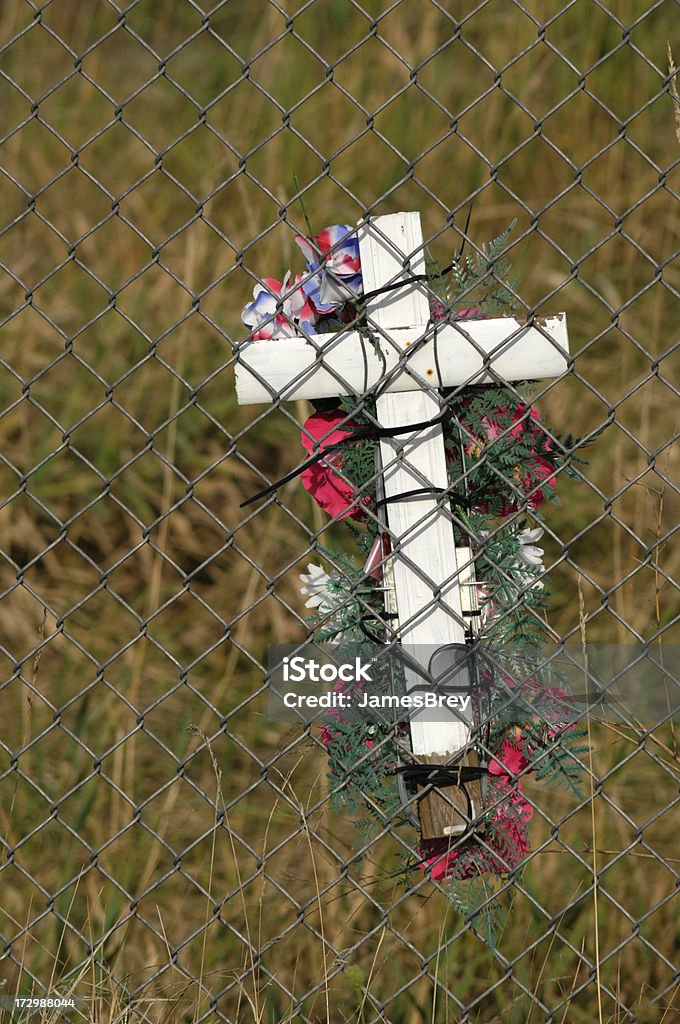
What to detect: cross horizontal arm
<box><xmin>235</xmin><ymin>315</ymin><xmax>569</xmax><ymax>405</ymax></box>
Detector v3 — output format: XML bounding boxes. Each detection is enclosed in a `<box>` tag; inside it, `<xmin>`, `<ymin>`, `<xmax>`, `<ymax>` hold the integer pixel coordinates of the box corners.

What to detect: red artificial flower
<box><xmin>300</xmin><ymin>410</ymin><xmax>365</xmax><ymax>520</ymax></box>
<box><xmin>488</xmin><ymin>738</ymin><xmax>531</xmax><ymax>778</ymax></box>
<box><xmin>319</xmin><ymin>725</ymin><xmax>335</xmax><ymax>749</ymax></box>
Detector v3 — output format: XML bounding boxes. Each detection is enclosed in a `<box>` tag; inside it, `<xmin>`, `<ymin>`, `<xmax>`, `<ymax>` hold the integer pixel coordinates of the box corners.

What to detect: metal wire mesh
<box><xmin>1</xmin><ymin>1</ymin><xmax>679</xmax><ymax>1021</ymax></box>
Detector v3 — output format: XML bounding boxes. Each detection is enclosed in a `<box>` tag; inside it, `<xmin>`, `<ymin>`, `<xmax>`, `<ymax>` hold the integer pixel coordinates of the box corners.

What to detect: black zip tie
<box><xmin>392</xmin><ymin>764</ymin><xmax>488</xmax><ymax>787</ymax></box>
<box><xmin>375</xmin><ymin>486</ymin><xmax>469</xmax><ymax>510</ymax></box>
<box><xmin>358</xmin><ymin>616</ymin><xmax>388</xmax><ymax>645</ymax></box>
<box><xmin>359</xmin><ymin>266</ymin><xmax>453</xmax><ymax>307</ymax></box>
<box><xmin>240</xmin><ymin>409</ymin><xmax>454</xmax><ymax>508</ymax></box>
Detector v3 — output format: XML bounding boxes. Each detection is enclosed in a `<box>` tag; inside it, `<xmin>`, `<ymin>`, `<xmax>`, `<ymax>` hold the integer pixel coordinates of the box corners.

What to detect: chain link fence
<box><xmin>1</xmin><ymin>1</ymin><xmax>679</xmax><ymax>1021</ymax></box>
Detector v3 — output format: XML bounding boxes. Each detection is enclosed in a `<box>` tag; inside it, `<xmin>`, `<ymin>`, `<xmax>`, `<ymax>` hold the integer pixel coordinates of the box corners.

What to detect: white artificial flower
<box><xmin>516</xmin><ymin>527</ymin><xmax>545</xmax><ymax>588</ymax></box>
<box><xmin>299</xmin><ymin>563</ymin><xmax>334</xmax><ymax>611</ymax></box>
<box><xmin>517</xmin><ymin>527</ymin><xmax>544</xmax><ymax>567</ymax></box>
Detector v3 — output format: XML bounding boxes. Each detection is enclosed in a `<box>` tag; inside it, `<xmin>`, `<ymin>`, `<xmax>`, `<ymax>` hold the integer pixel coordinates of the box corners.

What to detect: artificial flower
<box><xmin>511</xmin><ymin>525</ymin><xmax>546</xmax><ymax>590</ymax></box>
<box><xmin>242</xmin><ymin>272</ymin><xmax>317</xmax><ymax>340</ymax></box>
<box><xmin>416</xmin><ymin>715</ymin><xmax>544</xmax><ymax>882</ymax></box>
<box><xmin>509</xmin><ymin>406</ymin><xmax>557</xmax><ymax>509</ymax></box>
<box><xmin>488</xmin><ymin>738</ymin><xmax>531</xmax><ymax>777</ymax></box>
<box><xmin>295</xmin><ymin>224</ymin><xmax>362</xmax><ymax>314</ymax></box>
<box><xmin>516</xmin><ymin>526</ymin><xmax>544</xmax><ymax>567</ymax></box>
<box><xmin>300</xmin><ymin>410</ymin><xmax>365</xmax><ymax>520</ymax></box>
<box><xmin>320</xmin><ymin>725</ymin><xmax>373</xmax><ymax>752</ymax></box>
<box><xmin>299</xmin><ymin>563</ymin><xmax>334</xmax><ymax>611</ymax></box>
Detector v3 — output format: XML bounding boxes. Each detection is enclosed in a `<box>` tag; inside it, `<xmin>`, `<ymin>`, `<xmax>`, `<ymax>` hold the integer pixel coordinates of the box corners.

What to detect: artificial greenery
<box><xmin>447</xmin><ymin>875</ymin><xmax>511</xmax><ymax>949</ymax></box>
<box><xmin>527</xmin><ymin>726</ymin><xmax>591</xmax><ymax>795</ymax></box>
<box><xmin>432</xmin><ymin>220</ymin><xmax>521</xmax><ymax>317</ymax></box>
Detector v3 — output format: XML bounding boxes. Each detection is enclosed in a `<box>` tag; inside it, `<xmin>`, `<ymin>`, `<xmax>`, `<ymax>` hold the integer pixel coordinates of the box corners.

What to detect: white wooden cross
<box><xmin>236</xmin><ymin>212</ymin><xmax>569</xmax><ymax>839</ymax></box>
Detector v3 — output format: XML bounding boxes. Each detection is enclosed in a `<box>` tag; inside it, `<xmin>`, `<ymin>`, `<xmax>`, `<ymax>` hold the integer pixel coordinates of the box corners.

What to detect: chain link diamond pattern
<box><xmin>1</xmin><ymin>1</ymin><xmax>679</xmax><ymax>1021</ymax></box>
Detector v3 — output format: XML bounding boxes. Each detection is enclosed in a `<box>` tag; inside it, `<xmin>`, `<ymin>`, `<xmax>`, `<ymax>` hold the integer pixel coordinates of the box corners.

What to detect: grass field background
<box><xmin>1</xmin><ymin>0</ymin><xmax>679</xmax><ymax>1021</ymax></box>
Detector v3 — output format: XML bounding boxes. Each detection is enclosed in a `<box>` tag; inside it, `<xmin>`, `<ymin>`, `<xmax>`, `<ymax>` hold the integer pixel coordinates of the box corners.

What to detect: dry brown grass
<box><xmin>1</xmin><ymin>0</ymin><xmax>679</xmax><ymax>1020</ymax></box>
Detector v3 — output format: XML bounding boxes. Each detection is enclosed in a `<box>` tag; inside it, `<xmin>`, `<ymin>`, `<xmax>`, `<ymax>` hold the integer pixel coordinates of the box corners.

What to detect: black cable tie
<box><xmin>359</xmin><ymin>261</ymin><xmax>456</xmax><ymax>307</ymax></box>
<box><xmin>240</xmin><ymin>445</ymin><xmax>342</xmax><ymax>508</ymax></box>
<box><xmin>240</xmin><ymin>410</ymin><xmax>454</xmax><ymax>508</ymax></box>
<box><xmin>375</xmin><ymin>486</ymin><xmax>470</xmax><ymax>509</ymax></box>
<box><xmin>391</xmin><ymin>760</ymin><xmax>487</xmax><ymax>823</ymax></box>
<box><xmin>392</xmin><ymin>764</ymin><xmax>488</xmax><ymax>787</ymax></box>
<box><xmin>358</xmin><ymin>616</ymin><xmax>388</xmax><ymax>645</ymax></box>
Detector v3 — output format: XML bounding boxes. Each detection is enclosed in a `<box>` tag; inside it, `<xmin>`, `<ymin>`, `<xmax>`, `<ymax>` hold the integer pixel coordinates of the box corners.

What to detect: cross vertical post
<box><xmin>359</xmin><ymin>214</ymin><xmax>480</xmax><ymax>837</ymax></box>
